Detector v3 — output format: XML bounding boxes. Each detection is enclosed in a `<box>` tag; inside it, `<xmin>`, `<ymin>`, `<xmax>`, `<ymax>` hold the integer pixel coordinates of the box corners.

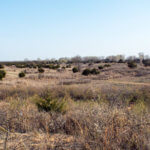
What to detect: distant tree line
<box><xmin>59</xmin><ymin>53</ymin><xmax>150</xmax><ymax>66</ymax></box>
<box><xmin>0</xmin><ymin>53</ymin><xmax>150</xmax><ymax>68</ymax></box>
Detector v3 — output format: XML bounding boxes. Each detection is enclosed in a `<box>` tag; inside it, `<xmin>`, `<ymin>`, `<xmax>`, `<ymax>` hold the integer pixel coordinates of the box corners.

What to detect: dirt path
<box><xmin>107</xmin><ymin>80</ymin><xmax>150</xmax><ymax>86</ymax></box>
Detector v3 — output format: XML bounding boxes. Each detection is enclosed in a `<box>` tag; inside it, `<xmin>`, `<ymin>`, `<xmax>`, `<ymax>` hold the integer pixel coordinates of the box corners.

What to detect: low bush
<box><xmin>66</xmin><ymin>64</ymin><xmax>71</xmax><ymax>68</ymax></box>
<box><xmin>104</xmin><ymin>64</ymin><xmax>111</xmax><ymax>68</ymax></box>
<box><xmin>142</xmin><ymin>59</ymin><xmax>150</xmax><ymax>67</ymax></box>
<box><xmin>49</xmin><ymin>64</ymin><xmax>60</xmax><ymax>69</ymax></box>
<box><xmin>118</xmin><ymin>59</ymin><xmax>124</xmax><ymax>63</ymax></box>
<box><xmin>128</xmin><ymin>61</ymin><xmax>137</xmax><ymax>68</ymax></box>
<box><xmin>0</xmin><ymin>74</ymin><xmax>3</xmax><ymax>80</ymax></box>
<box><xmin>0</xmin><ymin>64</ymin><xmax>4</xmax><ymax>69</ymax></box>
<box><xmin>62</xmin><ymin>66</ymin><xmax>66</xmax><ymax>69</ymax></box>
<box><xmin>72</xmin><ymin>67</ymin><xmax>78</xmax><ymax>73</ymax></box>
<box><xmin>34</xmin><ymin>95</ymin><xmax>67</xmax><ymax>113</ymax></box>
<box><xmin>18</xmin><ymin>72</ymin><xmax>26</xmax><ymax>78</ymax></box>
<box><xmin>90</xmin><ymin>68</ymin><xmax>100</xmax><ymax>75</ymax></box>
<box><xmin>38</xmin><ymin>68</ymin><xmax>45</xmax><ymax>73</ymax></box>
<box><xmin>82</xmin><ymin>68</ymin><xmax>100</xmax><ymax>76</ymax></box>
<box><xmin>0</xmin><ymin>70</ymin><xmax>6</xmax><ymax>80</ymax></box>
<box><xmin>98</xmin><ymin>65</ymin><xmax>104</xmax><ymax>70</ymax></box>
<box><xmin>82</xmin><ymin>69</ymin><xmax>91</xmax><ymax>76</ymax></box>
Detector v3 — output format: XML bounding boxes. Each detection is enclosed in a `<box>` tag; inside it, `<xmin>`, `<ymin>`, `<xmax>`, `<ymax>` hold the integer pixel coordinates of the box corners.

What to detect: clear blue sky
<box><xmin>0</xmin><ymin>0</ymin><xmax>150</xmax><ymax>61</ymax></box>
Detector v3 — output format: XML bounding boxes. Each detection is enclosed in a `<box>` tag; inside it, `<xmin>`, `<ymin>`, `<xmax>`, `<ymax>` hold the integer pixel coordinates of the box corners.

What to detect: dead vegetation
<box><xmin>0</xmin><ymin>63</ymin><xmax>150</xmax><ymax>149</ymax></box>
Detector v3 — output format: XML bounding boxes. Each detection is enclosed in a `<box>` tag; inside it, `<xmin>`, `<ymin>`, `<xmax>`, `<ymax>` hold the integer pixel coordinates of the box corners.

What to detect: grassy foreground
<box><xmin>0</xmin><ymin>84</ymin><xmax>150</xmax><ymax>150</ymax></box>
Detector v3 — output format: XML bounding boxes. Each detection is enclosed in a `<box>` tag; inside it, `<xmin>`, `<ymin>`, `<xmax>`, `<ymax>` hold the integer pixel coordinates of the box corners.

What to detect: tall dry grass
<box><xmin>0</xmin><ymin>84</ymin><xmax>150</xmax><ymax>149</ymax></box>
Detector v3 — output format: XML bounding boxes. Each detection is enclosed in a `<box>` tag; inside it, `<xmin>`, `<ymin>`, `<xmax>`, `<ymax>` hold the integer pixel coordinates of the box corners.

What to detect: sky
<box><xmin>0</xmin><ymin>0</ymin><xmax>150</xmax><ymax>61</ymax></box>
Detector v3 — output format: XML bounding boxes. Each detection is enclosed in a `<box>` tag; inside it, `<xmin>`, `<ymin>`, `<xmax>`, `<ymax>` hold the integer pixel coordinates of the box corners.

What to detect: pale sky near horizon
<box><xmin>0</xmin><ymin>0</ymin><xmax>150</xmax><ymax>61</ymax></box>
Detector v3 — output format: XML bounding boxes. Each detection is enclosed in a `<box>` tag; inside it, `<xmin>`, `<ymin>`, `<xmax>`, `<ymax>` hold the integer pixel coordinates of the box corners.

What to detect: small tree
<box><xmin>98</xmin><ymin>65</ymin><xmax>104</xmax><ymax>70</ymax></box>
<box><xmin>104</xmin><ymin>64</ymin><xmax>111</xmax><ymax>68</ymax></box>
<box><xmin>82</xmin><ymin>69</ymin><xmax>91</xmax><ymax>76</ymax></box>
<box><xmin>90</xmin><ymin>68</ymin><xmax>100</xmax><ymax>75</ymax></box>
<box><xmin>66</xmin><ymin>64</ymin><xmax>71</xmax><ymax>68</ymax></box>
<box><xmin>118</xmin><ymin>59</ymin><xmax>124</xmax><ymax>63</ymax></box>
<box><xmin>34</xmin><ymin>95</ymin><xmax>67</xmax><ymax>113</ymax></box>
<box><xmin>72</xmin><ymin>67</ymin><xmax>78</xmax><ymax>73</ymax></box>
<box><xmin>128</xmin><ymin>61</ymin><xmax>137</xmax><ymax>68</ymax></box>
<box><xmin>142</xmin><ymin>59</ymin><xmax>150</xmax><ymax>67</ymax></box>
<box><xmin>18</xmin><ymin>72</ymin><xmax>26</xmax><ymax>78</ymax></box>
<box><xmin>0</xmin><ymin>64</ymin><xmax>4</xmax><ymax>69</ymax></box>
<box><xmin>138</xmin><ymin>52</ymin><xmax>144</xmax><ymax>65</ymax></box>
<box><xmin>0</xmin><ymin>70</ymin><xmax>6</xmax><ymax>80</ymax></box>
<box><xmin>0</xmin><ymin>74</ymin><xmax>3</xmax><ymax>80</ymax></box>
<box><xmin>38</xmin><ymin>68</ymin><xmax>45</xmax><ymax>73</ymax></box>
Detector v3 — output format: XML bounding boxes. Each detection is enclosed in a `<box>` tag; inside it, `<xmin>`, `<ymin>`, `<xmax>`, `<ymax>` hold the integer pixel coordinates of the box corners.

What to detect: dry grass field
<box><xmin>0</xmin><ymin>63</ymin><xmax>150</xmax><ymax>150</ymax></box>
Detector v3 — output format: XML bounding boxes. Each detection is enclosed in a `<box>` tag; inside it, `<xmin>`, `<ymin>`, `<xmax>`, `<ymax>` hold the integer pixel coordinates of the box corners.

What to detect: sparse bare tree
<box><xmin>127</xmin><ymin>56</ymin><xmax>136</xmax><ymax>61</ymax></box>
<box><xmin>37</xmin><ymin>58</ymin><xmax>41</xmax><ymax>62</ymax></box>
<box><xmin>138</xmin><ymin>52</ymin><xmax>144</xmax><ymax>65</ymax></box>
<box><xmin>71</xmin><ymin>55</ymin><xmax>82</xmax><ymax>71</ymax></box>
<box><xmin>59</xmin><ymin>57</ymin><xmax>69</xmax><ymax>63</ymax></box>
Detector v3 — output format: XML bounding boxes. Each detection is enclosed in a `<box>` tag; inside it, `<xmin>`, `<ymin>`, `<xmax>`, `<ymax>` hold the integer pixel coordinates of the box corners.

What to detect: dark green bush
<box><xmin>33</xmin><ymin>65</ymin><xmax>37</xmax><ymax>69</ymax></box>
<box><xmin>38</xmin><ymin>68</ymin><xmax>45</xmax><ymax>73</ymax></box>
<box><xmin>128</xmin><ymin>61</ymin><xmax>137</xmax><ymax>68</ymax></box>
<box><xmin>0</xmin><ymin>70</ymin><xmax>6</xmax><ymax>80</ymax></box>
<box><xmin>62</xmin><ymin>66</ymin><xmax>66</xmax><ymax>69</ymax></box>
<box><xmin>16</xmin><ymin>64</ymin><xmax>26</xmax><ymax>68</ymax></box>
<box><xmin>98</xmin><ymin>65</ymin><xmax>104</xmax><ymax>70</ymax></box>
<box><xmin>90</xmin><ymin>68</ymin><xmax>100</xmax><ymax>75</ymax></box>
<box><xmin>0</xmin><ymin>64</ymin><xmax>4</xmax><ymax>69</ymax></box>
<box><xmin>37</xmin><ymin>64</ymin><xmax>42</xmax><ymax>69</ymax></box>
<box><xmin>72</xmin><ymin>67</ymin><xmax>78</xmax><ymax>73</ymax></box>
<box><xmin>118</xmin><ymin>59</ymin><xmax>124</xmax><ymax>63</ymax></box>
<box><xmin>18</xmin><ymin>72</ymin><xmax>26</xmax><ymax>78</ymax></box>
<box><xmin>66</xmin><ymin>64</ymin><xmax>71</xmax><ymax>68</ymax></box>
<box><xmin>34</xmin><ymin>95</ymin><xmax>67</xmax><ymax>113</ymax></box>
<box><xmin>142</xmin><ymin>59</ymin><xmax>150</xmax><ymax>67</ymax></box>
<box><xmin>82</xmin><ymin>69</ymin><xmax>91</xmax><ymax>76</ymax></box>
<box><xmin>88</xmin><ymin>63</ymin><xmax>92</xmax><ymax>66</ymax></box>
<box><xmin>104</xmin><ymin>64</ymin><xmax>111</xmax><ymax>68</ymax></box>
<box><xmin>49</xmin><ymin>64</ymin><xmax>60</xmax><ymax>69</ymax></box>
<box><xmin>0</xmin><ymin>74</ymin><xmax>3</xmax><ymax>80</ymax></box>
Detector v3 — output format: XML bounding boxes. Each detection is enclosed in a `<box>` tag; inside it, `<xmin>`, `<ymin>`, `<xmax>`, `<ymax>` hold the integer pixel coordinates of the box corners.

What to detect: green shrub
<box><xmin>98</xmin><ymin>65</ymin><xmax>104</xmax><ymax>70</ymax></box>
<box><xmin>82</xmin><ymin>69</ymin><xmax>91</xmax><ymax>76</ymax></box>
<box><xmin>88</xmin><ymin>63</ymin><xmax>92</xmax><ymax>66</ymax></box>
<box><xmin>142</xmin><ymin>59</ymin><xmax>150</xmax><ymax>67</ymax></box>
<box><xmin>37</xmin><ymin>64</ymin><xmax>42</xmax><ymax>69</ymax></box>
<box><xmin>104</xmin><ymin>64</ymin><xmax>111</xmax><ymax>68</ymax></box>
<box><xmin>49</xmin><ymin>64</ymin><xmax>60</xmax><ymax>69</ymax></box>
<box><xmin>38</xmin><ymin>68</ymin><xmax>45</xmax><ymax>73</ymax></box>
<box><xmin>0</xmin><ymin>70</ymin><xmax>6</xmax><ymax>80</ymax></box>
<box><xmin>72</xmin><ymin>67</ymin><xmax>78</xmax><ymax>73</ymax></box>
<box><xmin>0</xmin><ymin>74</ymin><xmax>3</xmax><ymax>80</ymax></box>
<box><xmin>66</xmin><ymin>64</ymin><xmax>71</xmax><ymax>68</ymax></box>
<box><xmin>54</xmin><ymin>64</ymin><xmax>60</xmax><ymax>69</ymax></box>
<box><xmin>0</xmin><ymin>64</ymin><xmax>4</xmax><ymax>69</ymax></box>
<box><xmin>90</xmin><ymin>68</ymin><xmax>100</xmax><ymax>75</ymax></box>
<box><xmin>15</xmin><ymin>64</ymin><xmax>26</xmax><ymax>68</ymax></box>
<box><xmin>118</xmin><ymin>59</ymin><xmax>124</xmax><ymax>63</ymax></box>
<box><xmin>62</xmin><ymin>66</ymin><xmax>66</xmax><ymax>69</ymax></box>
<box><xmin>18</xmin><ymin>72</ymin><xmax>26</xmax><ymax>78</ymax></box>
<box><xmin>128</xmin><ymin>61</ymin><xmax>137</xmax><ymax>68</ymax></box>
<box><xmin>34</xmin><ymin>95</ymin><xmax>67</xmax><ymax>113</ymax></box>
<box><xmin>33</xmin><ymin>65</ymin><xmax>37</xmax><ymax>69</ymax></box>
